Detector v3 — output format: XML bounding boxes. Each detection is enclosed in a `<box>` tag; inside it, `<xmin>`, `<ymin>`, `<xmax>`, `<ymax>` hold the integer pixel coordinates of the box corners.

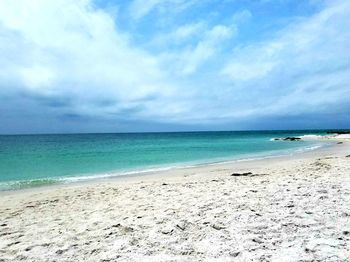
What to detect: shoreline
<box><xmin>0</xmin><ymin>139</ymin><xmax>334</xmax><ymax>194</ymax></box>
<box><xmin>0</xmin><ymin>139</ymin><xmax>345</xmax><ymax>197</ymax></box>
<box><xmin>0</xmin><ymin>141</ymin><xmax>349</xmax><ymax>260</ymax></box>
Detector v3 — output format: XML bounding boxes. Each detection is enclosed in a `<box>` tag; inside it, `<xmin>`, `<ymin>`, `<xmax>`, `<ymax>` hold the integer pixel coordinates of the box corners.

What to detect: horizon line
<box><xmin>1</xmin><ymin>128</ymin><xmax>349</xmax><ymax>136</ymax></box>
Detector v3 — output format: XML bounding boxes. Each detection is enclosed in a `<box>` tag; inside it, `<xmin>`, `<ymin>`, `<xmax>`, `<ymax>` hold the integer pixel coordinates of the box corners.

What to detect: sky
<box><xmin>0</xmin><ymin>0</ymin><xmax>349</xmax><ymax>134</ymax></box>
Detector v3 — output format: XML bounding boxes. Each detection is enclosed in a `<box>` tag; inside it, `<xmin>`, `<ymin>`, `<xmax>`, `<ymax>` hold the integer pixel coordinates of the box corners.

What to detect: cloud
<box><xmin>148</xmin><ymin>10</ymin><xmax>240</xmax><ymax>75</ymax></box>
<box><xmin>129</xmin><ymin>0</ymin><xmax>198</xmax><ymax>20</ymax></box>
<box><xmin>179</xmin><ymin>24</ymin><xmax>235</xmax><ymax>75</ymax></box>
<box><xmin>129</xmin><ymin>0</ymin><xmax>162</xmax><ymax>20</ymax></box>
<box><xmin>150</xmin><ymin>22</ymin><xmax>205</xmax><ymax>47</ymax></box>
<box><xmin>0</xmin><ymin>0</ymin><xmax>349</xmax><ymax>133</ymax></box>
<box><xmin>0</xmin><ymin>0</ymin><xmax>185</xmax><ymax>121</ymax></box>
<box><xmin>231</xmin><ymin>9</ymin><xmax>252</xmax><ymax>24</ymax></box>
<box><xmin>219</xmin><ymin>0</ymin><xmax>350</xmax><ymax>120</ymax></box>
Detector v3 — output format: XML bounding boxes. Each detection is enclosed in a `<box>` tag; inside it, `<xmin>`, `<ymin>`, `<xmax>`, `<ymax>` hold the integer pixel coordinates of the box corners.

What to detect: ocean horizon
<box><xmin>0</xmin><ymin>130</ymin><xmax>336</xmax><ymax>190</ymax></box>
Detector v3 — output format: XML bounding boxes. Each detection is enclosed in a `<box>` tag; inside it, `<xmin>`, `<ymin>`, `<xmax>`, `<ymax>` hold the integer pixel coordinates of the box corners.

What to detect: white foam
<box><xmin>59</xmin><ymin>166</ymin><xmax>180</xmax><ymax>183</ymax></box>
<box><xmin>334</xmin><ymin>134</ymin><xmax>350</xmax><ymax>139</ymax></box>
<box><xmin>294</xmin><ymin>145</ymin><xmax>323</xmax><ymax>152</ymax></box>
<box><xmin>297</xmin><ymin>135</ymin><xmax>325</xmax><ymax>140</ymax></box>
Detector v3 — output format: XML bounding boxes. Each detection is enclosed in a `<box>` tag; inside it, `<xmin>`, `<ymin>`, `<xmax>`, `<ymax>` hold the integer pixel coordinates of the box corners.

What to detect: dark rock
<box><xmin>231</xmin><ymin>172</ymin><xmax>253</xmax><ymax>177</ymax></box>
<box><xmin>273</xmin><ymin>137</ymin><xmax>301</xmax><ymax>141</ymax></box>
<box><xmin>162</xmin><ymin>183</ymin><xmax>168</xmax><ymax>186</ymax></box>
<box><xmin>346</xmin><ymin>155</ymin><xmax>350</xmax><ymax>158</ymax></box>
<box><xmin>283</xmin><ymin>137</ymin><xmax>301</xmax><ymax>141</ymax></box>
<box><xmin>337</xmin><ymin>142</ymin><xmax>343</xmax><ymax>144</ymax></box>
<box><xmin>343</xmin><ymin>230</ymin><xmax>350</xmax><ymax>235</ymax></box>
<box><xmin>0</xmin><ymin>223</ymin><xmax>7</xmax><ymax>227</ymax></box>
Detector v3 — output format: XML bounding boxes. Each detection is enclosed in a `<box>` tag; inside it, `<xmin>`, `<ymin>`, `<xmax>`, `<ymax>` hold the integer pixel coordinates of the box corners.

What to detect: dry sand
<box><xmin>0</xmin><ymin>141</ymin><xmax>350</xmax><ymax>261</ymax></box>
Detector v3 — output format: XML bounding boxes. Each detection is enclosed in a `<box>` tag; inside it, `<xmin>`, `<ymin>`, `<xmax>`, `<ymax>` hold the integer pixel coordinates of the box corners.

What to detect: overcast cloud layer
<box><xmin>0</xmin><ymin>0</ymin><xmax>349</xmax><ymax>133</ymax></box>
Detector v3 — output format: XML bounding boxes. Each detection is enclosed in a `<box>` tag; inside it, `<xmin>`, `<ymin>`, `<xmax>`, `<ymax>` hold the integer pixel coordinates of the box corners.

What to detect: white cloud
<box><xmin>218</xmin><ymin>0</ymin><xmax>350</xmax><ymax>119</ymax></box>
<box><xmin>222</xmin><ymin>62</ymin><xmax>275</xmax><ymax>81</ymax></box>
<box><xmin>181</xmin><ymin>25</ymin><xmax>234</xmax><ymax>75</ymax></box>
<box><xmin>129</xmin><ymin>0</ymin><xmax>198</xmax><ymax>20</ymax></box>
<box><xmin>158</xmin><ymin>24</ymin><xmax>235</xmax><ymax>76</ymax></box>
<box><xmin>150</xmin><ymin>22</ymin><xmax>205</xmax><ymax>47</ymax></box>
<box><xmin>0</xmin><ymin>0</ymin><xmax>187</xmax><ymax>120</ymax></box>
<box><xmin>231</xmin><ymin>9</ymin><xmax>252</xmax><ymax>24</ymax></box>
<box><xmin>19</xmin><ymin>65</ymin><xmax>56</xmax><ymax>90</ymax></box>
<box><xmin>0</xmin><ymin>0</ymin><xmax>349</xmax><ymax>130</ymax></box>
<box><xmin>129</xmin><ymin>0</ymin><xmax>162</xmax><ymax>20</ymax></box>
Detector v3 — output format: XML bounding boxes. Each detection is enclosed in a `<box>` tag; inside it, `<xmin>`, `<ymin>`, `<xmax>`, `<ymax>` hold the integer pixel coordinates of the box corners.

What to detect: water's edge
<box><xmin>0</xmin><ymin>140</ymin><xmax>332</xmax><ymax>191</ymax></box>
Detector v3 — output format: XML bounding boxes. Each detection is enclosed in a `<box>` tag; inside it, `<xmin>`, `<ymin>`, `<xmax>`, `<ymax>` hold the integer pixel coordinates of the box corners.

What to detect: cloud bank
<box><xmin>0</xmin><ymin>0</ymin><xmax>349</xmax><ymax>133</ymax></box>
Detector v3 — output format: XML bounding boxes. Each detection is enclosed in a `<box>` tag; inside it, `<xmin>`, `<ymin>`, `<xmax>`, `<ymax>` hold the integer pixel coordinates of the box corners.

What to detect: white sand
<box><xmin>0</xmin><ymin>141</ymin><xmax>350</xmax><ymax>261</ymax></box>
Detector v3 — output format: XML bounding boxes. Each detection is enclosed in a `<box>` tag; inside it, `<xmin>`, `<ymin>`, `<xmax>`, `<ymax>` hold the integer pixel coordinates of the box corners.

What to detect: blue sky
<box><xmin>0</xmin><ymin>0</ymin><xmax>349</xmax><ymax>134</ymax></box>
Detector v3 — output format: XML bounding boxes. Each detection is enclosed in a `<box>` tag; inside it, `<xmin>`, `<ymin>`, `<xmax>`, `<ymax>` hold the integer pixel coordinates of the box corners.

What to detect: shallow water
<box><xmin>0</xmin><ymin>130</ymin><xmax>331</xmax><ymax>190</ymax></box>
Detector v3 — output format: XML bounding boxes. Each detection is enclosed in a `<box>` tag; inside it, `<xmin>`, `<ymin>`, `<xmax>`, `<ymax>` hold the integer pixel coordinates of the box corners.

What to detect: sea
<box><xmin>0</xmin><ymin>130</ymin><xmax>334</xmax><ymax>190</ymax></box>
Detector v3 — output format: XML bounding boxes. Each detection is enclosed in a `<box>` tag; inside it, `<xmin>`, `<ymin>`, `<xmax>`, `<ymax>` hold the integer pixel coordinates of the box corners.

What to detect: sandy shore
<box><xmin>0</xmin><ymin>141</ymin><xmax>350</xmax><ymax>261</ymax></box>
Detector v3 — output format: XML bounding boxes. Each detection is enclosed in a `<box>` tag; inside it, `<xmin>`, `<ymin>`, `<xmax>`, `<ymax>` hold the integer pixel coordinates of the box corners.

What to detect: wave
<box><xmin>0</xmin><ymin>178</ymin><xmax>60</xmax><ymax>191</ymax></box>
<box><xmin>297</xmin><ymin>135</ymin><xmax>325</xmax><ymax>140</ymax></box>
<box><xmin>293</xmin><ymin>144</ymin><xmax>323</xmax><ymax>152</ymax></box>
<box><xmin>0</xmin><ymin>166</ymin><xmax>181</xmax><ymax>191</ymax></box>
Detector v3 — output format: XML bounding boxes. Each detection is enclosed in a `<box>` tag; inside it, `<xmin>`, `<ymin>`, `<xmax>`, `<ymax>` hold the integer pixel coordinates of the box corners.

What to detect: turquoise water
<box><xmin>0</xmin><ymin>130</ymin><xmax>331</xmax><ymax>190</ymax></box>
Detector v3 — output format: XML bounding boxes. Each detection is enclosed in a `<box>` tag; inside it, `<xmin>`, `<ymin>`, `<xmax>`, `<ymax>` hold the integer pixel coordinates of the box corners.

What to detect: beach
<box><xmin>0</xmin><ymin>140</ymin><xmax>349</xmax><ymax>261</ymax></box>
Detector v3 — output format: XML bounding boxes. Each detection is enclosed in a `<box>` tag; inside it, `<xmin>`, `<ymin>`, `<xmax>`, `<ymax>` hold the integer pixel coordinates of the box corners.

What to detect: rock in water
<box><xmin>283</xmin><ymin>137</ymin><xmax>301</xmax><ymax>141</ymax></box>
<box><xmin>273</xmin><ymin>137</ymin><xmax>301</xmax><ymax>141</ymax></box>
